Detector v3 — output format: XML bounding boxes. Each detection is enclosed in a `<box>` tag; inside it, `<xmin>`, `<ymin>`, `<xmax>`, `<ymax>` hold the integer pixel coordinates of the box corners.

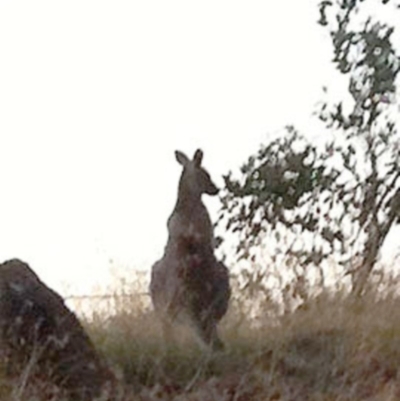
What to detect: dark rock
<box><xmin>0</xmin><ymin>259</ymin><xmax>116</xmax><ymax>400</ymax></box>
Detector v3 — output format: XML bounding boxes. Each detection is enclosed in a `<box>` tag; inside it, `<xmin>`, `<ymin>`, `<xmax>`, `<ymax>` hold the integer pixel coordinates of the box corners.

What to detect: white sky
<box><xmin>2</xmin><ymin>0</ymin><xmax>392</xmax><ymax>295</ymax></box>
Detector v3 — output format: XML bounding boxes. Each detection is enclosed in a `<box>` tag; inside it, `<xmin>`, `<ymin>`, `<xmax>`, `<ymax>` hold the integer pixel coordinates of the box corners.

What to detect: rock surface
<box><xmin>0</xmin><ymin>259</ymin><xmax>115</xmax><ymax>400</ymax></box>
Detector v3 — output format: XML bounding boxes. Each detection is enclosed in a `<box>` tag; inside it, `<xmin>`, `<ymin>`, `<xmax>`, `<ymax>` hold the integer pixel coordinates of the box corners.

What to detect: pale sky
<box><xmin>0</xmin><ymin>1</ymin><xmax>378</xmax><ymax>295</ymax></box>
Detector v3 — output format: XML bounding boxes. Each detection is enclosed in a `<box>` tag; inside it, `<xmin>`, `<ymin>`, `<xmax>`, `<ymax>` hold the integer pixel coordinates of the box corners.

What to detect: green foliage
<box><xmin>319</xmin><ymin>0</ymin><xmax>400</xmax><ymax>132</ymax></box>
<box><xmin>219</xmin><ymin>0</ymin><xmax>400</xmax><ymax>296</ymax></box>
<box><xmin>220</xmin><ymin>127</ymin><xmax>342</xmax><ymax>262</ymax></box>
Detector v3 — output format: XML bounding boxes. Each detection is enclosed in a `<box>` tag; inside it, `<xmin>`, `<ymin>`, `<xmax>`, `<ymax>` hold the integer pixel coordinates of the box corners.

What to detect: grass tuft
<box><xmin>3</xmin><ymin>281</ymin><xmax>400</xmax><ymax>400</ymax></box>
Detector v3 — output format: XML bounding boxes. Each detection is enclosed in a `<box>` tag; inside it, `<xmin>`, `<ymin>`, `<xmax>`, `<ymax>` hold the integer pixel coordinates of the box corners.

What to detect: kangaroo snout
<box><xmin>207</xmin><ymin>184</ymin><xmax>219</xmax><ymax>196</ymax></box>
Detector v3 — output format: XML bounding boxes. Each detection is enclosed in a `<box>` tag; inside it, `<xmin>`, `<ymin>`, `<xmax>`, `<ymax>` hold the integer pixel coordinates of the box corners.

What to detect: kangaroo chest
<box><xmin>167</xmin><ymin>202</ymin><xmax>214</xmax><ymax>244</ymax></box>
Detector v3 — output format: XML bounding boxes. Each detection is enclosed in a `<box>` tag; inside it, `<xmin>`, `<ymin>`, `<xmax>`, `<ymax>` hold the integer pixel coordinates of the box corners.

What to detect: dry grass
<box><xmin>3</xmin><ymin>279</ymin><xmax>400</xmax><ymax>400</ymax></box>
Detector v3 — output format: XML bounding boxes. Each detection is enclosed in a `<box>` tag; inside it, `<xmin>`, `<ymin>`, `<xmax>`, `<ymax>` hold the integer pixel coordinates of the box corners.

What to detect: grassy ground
<box><xmin>3</xmin><ymin>283</ymin><xmax>400</xmax><ymax>400</ymax></box>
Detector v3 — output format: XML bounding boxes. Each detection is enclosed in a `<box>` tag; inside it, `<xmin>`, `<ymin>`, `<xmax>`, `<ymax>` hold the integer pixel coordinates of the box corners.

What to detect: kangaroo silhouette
<box><xmin>150</xmin><ymin>149</ymin><xmax>230</xmax><ymax>350</ymax></box>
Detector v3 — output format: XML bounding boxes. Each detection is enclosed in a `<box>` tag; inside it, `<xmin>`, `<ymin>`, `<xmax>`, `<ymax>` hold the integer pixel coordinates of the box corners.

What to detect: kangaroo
<box><xmin>150</xmin><ymin>149</ymin><xmax>230</xmax><ymax>350</ymax></box>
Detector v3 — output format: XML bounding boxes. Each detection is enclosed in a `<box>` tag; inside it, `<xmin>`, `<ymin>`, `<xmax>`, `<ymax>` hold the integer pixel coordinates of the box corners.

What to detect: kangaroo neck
<box><xmin>175</xmin><ymin>181</ymin><xmax>203</xmax><ymax>210</ymax></box>
<box><xmin>167</xmin><ymin>185</ymin><xmax>213</xmax><ymax>252</ymax></box>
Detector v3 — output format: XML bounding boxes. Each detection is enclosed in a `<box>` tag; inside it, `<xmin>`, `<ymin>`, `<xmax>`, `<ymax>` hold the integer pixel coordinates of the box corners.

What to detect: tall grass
<box><xmin>3</xmin><ymin>268</ymin><xmax>400</xmax><ymax>400</ymax></box>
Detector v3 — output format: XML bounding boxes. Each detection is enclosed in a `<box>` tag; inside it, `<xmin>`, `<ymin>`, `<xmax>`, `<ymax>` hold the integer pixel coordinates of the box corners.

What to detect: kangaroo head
<box><xmin>175</xmin><ymin>149</ymin><xmax>219</xmax><ymax>197</ymax></box>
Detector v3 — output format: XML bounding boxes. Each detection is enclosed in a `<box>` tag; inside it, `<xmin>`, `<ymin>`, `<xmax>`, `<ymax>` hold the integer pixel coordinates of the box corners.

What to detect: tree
<box><xmin>218</xmin><ymin>0</ymin><xmax>400</xmax><ymax>298</ymax></box>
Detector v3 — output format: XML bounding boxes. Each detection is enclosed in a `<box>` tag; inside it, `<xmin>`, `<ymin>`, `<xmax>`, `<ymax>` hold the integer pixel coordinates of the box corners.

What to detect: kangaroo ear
<box><xmin>193</xmin><ymin>149</ymin><xmax>203</xmax><ymax>166</ymax></box>
<box><xmin>175</xmin><ymin>150</ymin><xmax>190</xmax><ymax>166</ymax></box>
